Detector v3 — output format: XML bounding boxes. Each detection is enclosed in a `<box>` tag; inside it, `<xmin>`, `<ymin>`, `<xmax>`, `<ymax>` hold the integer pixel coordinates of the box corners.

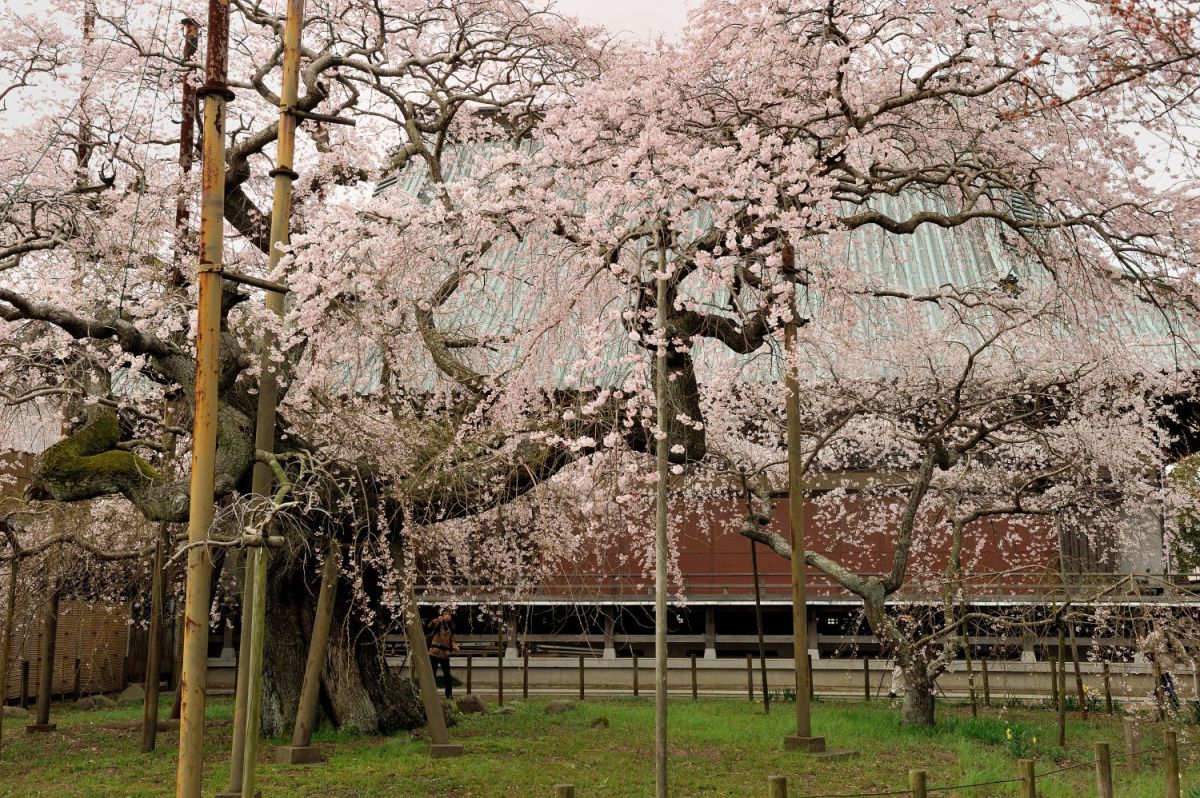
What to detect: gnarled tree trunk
<box><xmin>258</xmin><ymin>554</ymin><xmax>422</xmax><ymax>737</ymax></box>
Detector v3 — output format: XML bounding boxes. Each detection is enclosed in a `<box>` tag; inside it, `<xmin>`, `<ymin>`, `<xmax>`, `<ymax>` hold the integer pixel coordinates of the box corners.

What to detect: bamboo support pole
<box><xmin>863</xmin><ymin>657</ymin><xmax>871</xmax><ymax>701</ymax></box>
<box><xmin>691</xmin><ymin>655</ymin><xmax>698</xmax><ymax>700</ymax></box>
<box><xmin>466</xmin><ymin>655</ymin><xmax>472</xmax><ymax>694</ymax></box>
<box><xmin>239</xmin><ymin>548</ymin><xmax>268</xmax><ymax>797</ymax></box>
<box><xmin>579</xmin><ymin>656</ymin><xmax>585</xmax><ymax>701</ymax></box>
<box><xmin>523</xmin><ymin>653</ymin><xmax>529</xmax><ymax>699</ymax></box>
<box><xmin>633</xmin><ymin>653</ymin><xmax>639</xmax><ymax>697</ymax></box>
<box><xmin>225</xmin><ymin>0</ymin><xmax>305</xmax><ymax>788</ymax></box>
<box><xmin>175</xmin><ymin>0</ymin><xmax>231</xmax><ymax>792</ymax></box>
<box><xmin>746</xmin><ymin>654</ymin><xmax>754</xmax><ymax>702</ymax></box>
<box><xmin>981</xmin><ymin>657</ymin><xmax>991</xmax><ymax>708</ymax></box>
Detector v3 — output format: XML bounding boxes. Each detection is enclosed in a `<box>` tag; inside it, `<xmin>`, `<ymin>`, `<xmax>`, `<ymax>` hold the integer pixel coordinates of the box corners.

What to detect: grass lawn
<box><xmin>0</xmin><ymin>695</ymin><xmax>1196</xmax><ymax>797</ymax></box>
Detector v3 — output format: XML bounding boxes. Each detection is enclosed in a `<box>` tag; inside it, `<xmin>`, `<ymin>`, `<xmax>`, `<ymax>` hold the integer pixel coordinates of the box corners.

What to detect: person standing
<box><xmin>427</xmin><ymin>608</ymin><xmax>458</xmax><ymax>698</ymax></box>
<box><xmin>1143</xmin><ymin>623</ymin><xmax>1187</xmax><ymax>712</ymax></box>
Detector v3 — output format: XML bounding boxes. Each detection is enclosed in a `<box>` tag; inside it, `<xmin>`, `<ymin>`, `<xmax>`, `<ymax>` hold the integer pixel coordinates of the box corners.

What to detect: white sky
<box><xmin>553</xmin><ymin>0</ymin><xmax>691</xmax><ymax>41</ymax></box>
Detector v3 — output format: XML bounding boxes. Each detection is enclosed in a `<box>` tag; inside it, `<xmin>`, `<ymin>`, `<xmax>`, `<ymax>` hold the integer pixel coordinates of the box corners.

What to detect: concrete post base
<box><xmin>276</xmin><ymin>744</ymin><xmax>327</xmax><ymax>765</ymax></box>
<box><xmin>213</xmin><ymin>791</ymin><xmax>261</xmax><ymax>798</ymax></box>
<box><xmin>25</xmin><ymin>723</ymin><xmax>56</xmax><ymax>734</ymax></box>
<box><xmin>429</xmin><ymin>743</ymin><xmax>465</xmax><ymax>758</ymax></box>
<box><xmin>783</xmin><ymin>735</ymin><xmax>825</xmax><ymax>752</ymax></box>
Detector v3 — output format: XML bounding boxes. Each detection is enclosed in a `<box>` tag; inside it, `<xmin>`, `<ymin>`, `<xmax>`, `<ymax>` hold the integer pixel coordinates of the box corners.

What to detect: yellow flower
<box><xmin>1006</xmin><ymin>728</ymin><xmax>1013</xmax><ymax>741</ymax></box>
<box><xmin>1031</xmin><ymin>737</ymin><xmax>1037</xmax><ymax>745</ymax></box>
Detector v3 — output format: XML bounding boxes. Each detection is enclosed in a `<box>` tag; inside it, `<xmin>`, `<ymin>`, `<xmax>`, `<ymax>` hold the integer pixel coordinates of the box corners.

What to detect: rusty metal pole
<box><xmin>175</xmin><ymin>0</ymin><xmax>232</xmax><ymax>793</ymax></box>
<box><xmin>783</xmin><ymin>274</ymin><xmax>822</xmax><ymax>751</ymax></box>
<box><xmin>653</xmin><ymin>241</ymin><xmax>670</xmax><ymax>798</ymax></box>
<box><xmin>0</xmin><ymin>558</ymin><xmax>18</xmax><ymax>758</ymax></box>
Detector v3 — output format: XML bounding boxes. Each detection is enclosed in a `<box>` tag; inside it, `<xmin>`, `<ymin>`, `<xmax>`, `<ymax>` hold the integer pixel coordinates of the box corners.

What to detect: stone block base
<box><xmin>25</xmin><ymin>723</ymin><xmax>56</xmax><ymax>734</ymax></box>
<box><xmin>783</xmin><ymin>735</ymin><xmax>826</xmax><ymax>752</ymax></box>
<box><xmin>429</xmin><ymin>743</ymin><xmax>465</xmax><ymax>758</ymax></box>
<box><xmin>213</xmin><ymin>791</ymin><xmax>261</xmax><ymax>798</ymax></box>
<box><xmin>276</xmin><ymin>745</ymin><xmax>327</xmax><ymax>765</ymax></box>
<box><xmin>812</xmin><ymin>749</ymin><xmax>859</xmax><ymax>761</ymax></box>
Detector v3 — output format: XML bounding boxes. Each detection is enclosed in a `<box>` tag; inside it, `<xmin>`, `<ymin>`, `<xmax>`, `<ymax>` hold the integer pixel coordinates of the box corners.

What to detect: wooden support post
<box><xmin>0</xmin><ymin>560</ymin><xmax>19</xmax><ymax>758</ymax></box>
<box><xmin>1056</xmin><ymin>624</ymin><xmax>1066</xmax><ymax>748</ymax></box>
<box><xmin>19</xmin><ymin>660</ymin><xmax>29</xmax><ymax>709</ymax></box>
<box><xmin>746</xmin><ymin>654</ymin><xmax>754</xmax><ymax>702</ymax></box>
<box><xmin>691</xmin><ymin>655</ymin><xmax>698</xmax><ymax>700</ymax></box>
<box><xmin>1018</xmin><ymin>758</ymin><xmax>1036</xmax><ymax>798</ymax></box>
<box><xmin>276</xmin><ymin>540</ymin><xmax>340</xmax><ymax>766</ymax></box>
<box><xmin>909</xmin><ymin>769</ymin><xmax>927</xmax><ymax>798</ymax></box>
<box><xmin>749</xmin><ymin>536</ymin><xmax>769</xmax><ymax>712</ymax></box>
<box><xmin>1094</xmin><ymin>741</ymin><xmax>1112</xmax><ymax>798</ymax></box>
<box><xmin>1102</xmin><ymin>662</ymin><xmax>1113</xmax><ymax>714</ymax></box>
<box><xmin>863</xmin><ymin>657</ymin><xmax>870</xmax><ymax>701</ymax></box>
<box><xmin>555</xmin><ymin>786</ymin><xmax>575</xmax><ymax>798</ymax></box>
<box><xmin>401</xmin><ymin>586</ymin><xmax>460</xmax><ymax>758</ymax></box>
<box><xmin>633</xmin><ymin>653</ymin><xmax>639</xmax><ymax>697</ymax></box>
<box><xmin>1153</xmin><ymin>660</ymin><xmax>1166</xmax><ymax>722</ymax></box>
<box><xmin>523</xmin><ymin>653</ymin><xmax>529</xmax><ymax>700</ymax></box>
<box><xmin>767</xmin><ymin>775</ymin><xmax>787</xmax><ymax>798</ymax></box>
<box><xmin>73</xmin><ymin>659</ymin><xmax>81</xmax><ymax>702</ymax></box>
<box><xmin>142</xmin><ymin>522</ymin><xmax>169</xmax><ymax>753</ymax></box>
<box><xmin>466</xmin><ymin>655</ymin><xmax>472</xmax><ymax>694</ymax></box>
<box><xmin>807</xmin><ymin>654</ymin><xmax>814</xmax><ymax>700</ymax></box>
<box><xmin>1164</xmin><ymin>729</ymin><xmax>1180</xmax><ymax>798</ymax></box>
<box><xmin>579</xmin><ymin>656</ymin><xmax>585</xmax><ymax>701</ymax></box>
<box><xmin>1123</xmin><ymin>718</ymin><xmax>1140</xmax><ymax>774</ymax></box>
<box><xmin>497</xmin><ymin>633</ymin><xmax>505</xmax><ymax>707</ymax></box>
<box><xmin>28</xmin><ymin>591</ymin><xmax>60</xmax><ymax>732</ymax></box>
<box><xmin>981</xmin><ymin>657</ymin><xmax>991</xmax><ymax>708</ymax></box>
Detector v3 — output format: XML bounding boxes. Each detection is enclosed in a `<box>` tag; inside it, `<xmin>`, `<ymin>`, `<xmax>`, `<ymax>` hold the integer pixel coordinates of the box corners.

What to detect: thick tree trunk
<box><xmin>258</xmin><ymin>556</ymin><xmax>422</xmax><ymax>737</ymax></box>
<box><xmin>901</xmin><ymin>670</ymin><xmax>936</xmax><ymax>726</ymax></box>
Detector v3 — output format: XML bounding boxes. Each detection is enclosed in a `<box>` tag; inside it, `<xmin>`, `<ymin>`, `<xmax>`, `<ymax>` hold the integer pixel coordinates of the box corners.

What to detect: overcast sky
<box><xmin>554</xmin><ymin>0</ymin><xmax>691</xmax><ymax>41</ymax></box>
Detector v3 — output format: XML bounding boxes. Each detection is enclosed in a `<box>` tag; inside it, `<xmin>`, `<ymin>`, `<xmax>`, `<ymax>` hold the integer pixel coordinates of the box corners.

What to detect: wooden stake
<box><xmin>1018</xmin><ymin>759</ymin><xmax>1036</xmax><ymax>798</ymax></box>
<box><xmin>1165</xmin><ymin>730</ymin><xmax>1180</xmax><ymax>798</ymax></box>
<box><xmin>1123</xmin><ymin>718</ymin><xmax>1139</xmax><ymax>774</ymax></box>
<box><xmin>1094</xmin><ymin>741</ymin><xmax>1112</xmax><ymax>798</ymax></box>
<box><xmin>768</xmin><ymin>775</ymin><xmax>786</xmax><ymax>798</ymax></box>
<box><xmin>909</xmin><ymin>769</ymin><xmax>927</xmax><ymax>798</ymax></box>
